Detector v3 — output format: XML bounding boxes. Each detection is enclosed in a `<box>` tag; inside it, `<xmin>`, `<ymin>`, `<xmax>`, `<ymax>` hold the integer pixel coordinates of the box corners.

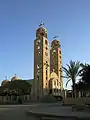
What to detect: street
<box><xmin>0</xmin><ymin>104</ymin><xmax>38</xmax><ymax>120</ymax></box>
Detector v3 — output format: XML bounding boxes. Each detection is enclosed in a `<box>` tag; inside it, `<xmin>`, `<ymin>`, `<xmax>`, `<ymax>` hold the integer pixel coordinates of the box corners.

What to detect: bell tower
<box><xmin>50</xmin><ymin>38</ymin><xmax>63</xmax><ymax>89</ymax></box>
<box><xmin>33</xmin><ymin>23</ymin><xmax>50</xmax><ymax>100</ymax></box>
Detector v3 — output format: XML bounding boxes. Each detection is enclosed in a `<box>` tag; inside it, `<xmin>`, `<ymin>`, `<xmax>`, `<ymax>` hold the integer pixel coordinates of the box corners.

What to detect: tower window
<box><xmin>57</xmin><ymin>80</ymin><xmax>58</xmax><ymax>86</ymax></box>
<box><xmin>36</xmin><ymin>42</ymin><xmax>38</xmax><ymax>45</ymax></box>
<box><xmin>59</xmin><ymin>50</ymin><xmax>61</xmax><ymax>54</ymax></box>
<box><xmin>60</xmin><ymin>69</ymin><xmax>62</xmax><ymax>72</ymax></box>
<box><xmin>37</xmin><ymin>46</ymin><xmax>40</xmax><ymax>49</ymax></box>
<box><xmin>53</xmin><ymin>50</ymin><xmax>56</xmax><ymax>52</ymax></box>
<box><xmin>36</xmin><ymin>39</ymin><xmax>41</xmax><ymax>45</ymax></box>
<box><xmin>54</xmin><ymin>81</ymin><xmax>56</xmax><ymax>86</ymax></box>
<box><xmin>59</xmin><ymin>68</ymin><xmax>61</xmax><ymax>71</ymax></box>
<box><xmin>41</xmin><ymin>32</ymin><xmax>44</xmax><ymax>36</ymax></box>
<box><xmin>38</xmin><ymin>39</ymin><xmax>41</xmax><ymax>43</ymax></box>
<box><xmin>46</xmin><ymin>47</ymin><xmax>48</xmax><ymax>50</ymax></box>
<box><xmin>37</xmin><ymin>69</ymin><xmax>40</xmax><ymax>73</ymax></box>
<box><xmin>37</xmin><ymin>64</ymin><xmax>39</xmax><ymax>69</ymax></box>
<box><xmin>45</xmin><ymin>52</ymin><xmax>48</xmax><ymax>56</ymax></box>
<box><xmin>46</xmin><ymin>70</ymin><xmax>47</xmax><ymax>75</ymax></box>
<box><xmin>60</xmin><ymin>56</ymin><xmax>61</xmax><ymax>58</ymax></box>
<box><xmin>37</xmin><ymin>75</ymin><xmax>39</xmax><ymax>80</ymax></box>
<box><xmin>45</xmin><ymin>40</ymin><xmax>48</xmax><ymax>45</ymax></box>
<box><xmin>38</xmin><ymin>51</ymin><xmax>40</xmax><ymax>55</ymax></box>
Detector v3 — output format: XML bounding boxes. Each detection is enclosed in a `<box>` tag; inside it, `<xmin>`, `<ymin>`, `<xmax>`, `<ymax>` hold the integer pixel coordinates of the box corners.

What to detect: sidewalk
<box><xmin>0</xmin><ymin>103</ymin><xmax>38</xmax><ymax>108</ymax></box>
<box><xmin>28</xmin><ymin>103</ymin><xmax>90</xmax><ymax>119</ymax></box>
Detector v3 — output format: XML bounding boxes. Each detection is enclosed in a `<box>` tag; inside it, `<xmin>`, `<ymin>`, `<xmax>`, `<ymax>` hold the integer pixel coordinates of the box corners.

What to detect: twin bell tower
<box><xmin>33</xmin><ymin>23</ymin><xmax>63</xmax><ymax>100</ymax></box>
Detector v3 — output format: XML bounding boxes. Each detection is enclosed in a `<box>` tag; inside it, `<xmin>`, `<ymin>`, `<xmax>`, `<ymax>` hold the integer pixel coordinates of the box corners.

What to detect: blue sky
<box><xmin>0</xmin><ymin>0</ymin><xmax>90</xmax><ymax>89</ymax></box>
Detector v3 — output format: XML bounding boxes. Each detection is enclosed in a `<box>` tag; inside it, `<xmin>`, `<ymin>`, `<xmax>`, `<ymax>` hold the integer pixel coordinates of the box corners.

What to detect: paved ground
<box><xmin>28</xmin><ymin>103</ymin><xmax>90</xmax><ymax>119</ymax></box>
<box><xmin>0</xmin><ymin>103</ymin><xmax>90</xmax><ymax>120</ymax></box>
<box><xmin>0</xmin><ymin>104</ymin><xmax>38</xmax><ymax>120</ymax></box>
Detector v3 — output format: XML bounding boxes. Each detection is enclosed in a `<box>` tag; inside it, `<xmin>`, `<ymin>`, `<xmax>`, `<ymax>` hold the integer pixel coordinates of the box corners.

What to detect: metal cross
<box><xmin>53</xmin><ymin>36</ymin><xmax>59</xmax><ymax>39</ymax></box>
<box><xmin>14</xmin><ymin>74</ymin><xmax>16</xmax><ymax>76</ymax></box>
<box><xmin>5</xmin><ymin>76</ymin><xmax>7</xmax><ymax>80</ymax></box>
<box><xmin>39</xmin><ymin>21</ymin><xmax>44</xmax><ymax>27</ymax></box>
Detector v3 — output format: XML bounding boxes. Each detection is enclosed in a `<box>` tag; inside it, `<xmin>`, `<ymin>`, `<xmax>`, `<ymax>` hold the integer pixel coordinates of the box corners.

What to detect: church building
<box><xmin>32</xmin><ymin>23</ymin><xmax>63</xmax><ymax>100</ymax></box>
<box><xmin>0</xmin><ymin>23</ymin><xmax>64</xmax><ymax>102</ymax></box>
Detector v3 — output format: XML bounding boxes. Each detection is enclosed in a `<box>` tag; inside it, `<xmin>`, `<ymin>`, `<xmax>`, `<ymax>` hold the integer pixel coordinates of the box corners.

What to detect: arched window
<box><xmin>54</xmin><ymin>81</ymin><xmax>56</xmax><ymax>86</ymax></box>
<box><xmin>57</xmin><ymin>79</ymin><xmax>58</xmax><ymax>86</ymax></box>
<box><xmin>45</xmin><ymin>40</ymin><xmax>48</xmax><ymax>45</ymax></box>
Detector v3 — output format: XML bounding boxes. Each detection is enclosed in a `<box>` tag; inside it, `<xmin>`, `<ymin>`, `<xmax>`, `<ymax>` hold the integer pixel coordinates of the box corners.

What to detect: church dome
<box><xmin>1</xmin><ymin>80</ymin><xmax>9</xmax><ymax>86</ymax></box>
<box><xmin>50</xmin><ymin>71</ymin><xmax>58</xmax><ymax>79</ymax></box>
<box><xmin>11</xmin><ymin>75</ymin><xmax>21</xmax><ymax>81</ymax></box>
<box><xmin>36</xmin><ymin>27</ymin><xmax>47</xmax><ymax>33</ymax></box>
<box><xmin>36</xmin><ymin>23</ymin><xmax>48</xmax><ymax>38</ymax></box>
<box><xmin>52</xmin><ymin>39</ymin><xmax>60</xmax><ymax>43</ymax></box>
<box><xmin>51</xmin><ymin>40</ymin><xmax>60</xmax><ymax>48</ymax></box>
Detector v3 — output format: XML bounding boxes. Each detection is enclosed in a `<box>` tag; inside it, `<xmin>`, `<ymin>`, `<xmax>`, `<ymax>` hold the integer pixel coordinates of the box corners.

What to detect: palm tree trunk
<box><xmin>72</xmin><ymin>80</ymin><xmax>75</xmax><ymax>98</ymax></box>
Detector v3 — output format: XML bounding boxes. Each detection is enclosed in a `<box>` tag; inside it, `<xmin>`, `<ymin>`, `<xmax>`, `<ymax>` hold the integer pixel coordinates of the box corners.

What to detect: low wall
<box><xmin>0</xmin><ymin>95</ymin><xmax>31</xmax><ymax>102</ymax></box>
<box><xmin>63</xmin><ymin>98</ymin><xmax>90</xmax><ymax>105</ymax></box>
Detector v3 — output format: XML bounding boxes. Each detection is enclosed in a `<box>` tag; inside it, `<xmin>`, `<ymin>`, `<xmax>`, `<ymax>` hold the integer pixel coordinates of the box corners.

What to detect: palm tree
<box><xmin>63</xmin><ymin>60</ymin><xmax>81</xmax><ymax>98</ymax></box>
<box><xmin>79</xmin><ymin>63</ymin><xmax>90</xmax><ymax>91</ymax></box>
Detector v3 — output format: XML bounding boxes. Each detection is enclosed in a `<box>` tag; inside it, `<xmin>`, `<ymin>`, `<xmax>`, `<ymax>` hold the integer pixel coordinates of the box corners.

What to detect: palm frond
<box><xmin>63</xmin><ymin>67</ymin><xmax>70</xmax><ymax>77</ymax></box>
<box><xmin>63</xmin><ymin>60</ymin><xmax>81</xmax><ymax>90</ymax></box>
<box><xmin>66</xmin><ymin>79</ymin><xmax>71</xmax><ymax>87</ymax></box>
<box><xmin>61</xmin><ymin>76</ymin><xmax>69</xmax><ymax>78</ymax></box>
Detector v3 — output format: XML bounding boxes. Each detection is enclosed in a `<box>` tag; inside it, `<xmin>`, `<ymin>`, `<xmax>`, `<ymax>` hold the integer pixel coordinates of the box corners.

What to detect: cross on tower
<box><xmin>14</xmin><ymin>74</ymin><xmax>16</xmax><ymax>77</ymax></box>
<box><xmin>5</xmin><ymin>76</ymin><xmax>7</xmax><ymax>80</ymax></box>
<box><xmin>53</xmin><ymin>36</ymin><xmax>59</xmax><ymax>39</ymax></box>
<box><xmin>39</xmin><ymin>22</ymin><xmax>44</xmax><ymax>27</ymax></box>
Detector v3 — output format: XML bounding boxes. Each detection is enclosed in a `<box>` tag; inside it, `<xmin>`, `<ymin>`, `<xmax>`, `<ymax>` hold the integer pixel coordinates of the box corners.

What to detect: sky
<box><xmin>0</xmin><ymin>0</ymin><xmax>90</xmax><ymax>89</ymax></box>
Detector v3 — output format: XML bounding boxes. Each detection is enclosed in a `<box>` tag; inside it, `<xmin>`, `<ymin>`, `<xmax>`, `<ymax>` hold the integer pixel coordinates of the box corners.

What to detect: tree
<box><xmin>74</xmin><ymin>81</ymin><xmax>86</xmax><ymax>91</ymax></box>
<box><xmin>63</xmin><ymin>60</ymin><xmax>81</xmax><ymax>97</ymax></box>
<box><xmin>0</xmin><ymin>80</ymin><xmax>32</xmax><ymax>96</ymax></box>
<box><xmin>79</xmin><ymin>63</ymin><xmax>90</xmax><ymax>91</ymax></box>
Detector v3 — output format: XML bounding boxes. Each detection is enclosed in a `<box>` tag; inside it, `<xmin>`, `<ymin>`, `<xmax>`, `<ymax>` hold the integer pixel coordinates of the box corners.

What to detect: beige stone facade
<box><xmin>33</xmin><ymin>24</ymin><xmax>50</xmax><ymax>100</ymax></box>
<box><xmin>50</xmin><ymin>40</ymin><xmax>63</xmax><ymax>89</ymax></box>
<box><xmin>33</xmin><ymin>23</ymin><xmax>63</xmax><ymax>100</ymax></box>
